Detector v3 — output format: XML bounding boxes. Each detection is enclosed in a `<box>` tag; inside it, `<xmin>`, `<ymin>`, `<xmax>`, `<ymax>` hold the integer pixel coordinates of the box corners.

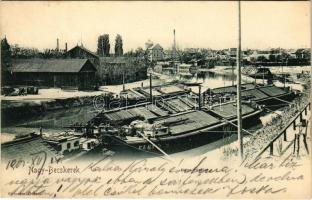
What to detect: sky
<box><xmin>0</xmin><ymin>1</ymin><xmax>310</xmax><ymax>52</ymax></box>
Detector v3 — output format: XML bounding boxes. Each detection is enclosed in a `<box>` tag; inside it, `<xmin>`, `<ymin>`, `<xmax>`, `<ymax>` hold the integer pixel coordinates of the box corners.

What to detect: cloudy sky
<box><xmin>0</xmin><ymin>1</ymin><xmax>310</xmax><ymax>52</ymax></box>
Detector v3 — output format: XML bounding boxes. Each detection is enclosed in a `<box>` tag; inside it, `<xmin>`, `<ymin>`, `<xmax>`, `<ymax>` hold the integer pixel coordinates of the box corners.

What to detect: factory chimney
<box><xmin>173</xmin><ymin>29</ymin><xmax>176</xmax><ymax>51</ymax></box>
<box><xmin>65</xmin><ymin>42</ymin><xmax>68</xmax><ymax>52</ymax></box>
<box><xmin>172</xmin><ymin>29</ymin><xmax>177</xmax><ymax>62</ymax></box>
<box><xmin>56</xmin><ymin>38</ymin><xmax>59</xmax><ymax>52</ymax></box>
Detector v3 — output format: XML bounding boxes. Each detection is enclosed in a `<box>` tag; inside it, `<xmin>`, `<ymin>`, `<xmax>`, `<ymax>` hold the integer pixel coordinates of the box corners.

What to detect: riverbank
<box><xmin>1</xmin><ymin>71</ymin><xmax>173</xmax><ymax>101</ymax></box>
<box><xmin>1</xmin><ymin>73</ymin><xmax>175</xmax><ymax>127</ymax></box>
<box><xmin>1</xmin><ymin>95</ymin><xmax>97</xmax><ymax>127</ymax></box>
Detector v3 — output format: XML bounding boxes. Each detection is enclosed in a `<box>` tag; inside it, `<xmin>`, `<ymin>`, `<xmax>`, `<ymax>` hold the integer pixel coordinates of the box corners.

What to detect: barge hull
<box><xmin>101</xmin><ymin>109</ymin><xmax>262</xmax><ymax>154</ymax></box>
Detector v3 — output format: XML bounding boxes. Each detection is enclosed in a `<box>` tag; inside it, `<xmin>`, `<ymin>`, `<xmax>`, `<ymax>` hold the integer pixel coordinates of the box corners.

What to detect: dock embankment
<box><xmin>1</xmin><ymin>95</ymin><xmax>97</xmax><ymax>124</ymax></box>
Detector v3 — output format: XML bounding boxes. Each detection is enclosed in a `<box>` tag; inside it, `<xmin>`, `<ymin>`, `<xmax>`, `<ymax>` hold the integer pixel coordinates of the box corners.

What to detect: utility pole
<box><xmin>282</xmin><ymin>58</ymin><xmax>284</xmax><ymax>88</ymax></box>
<box><xmin>173</xmin><ymin>29</ymin><xmax>177</xmax><ymax>74</ymax></box>
<box><xmin>198</xmin><ymin>85</ymin><xmax>201</xmax><ymax>110</ymax></box>
<box><xmin>236</xmin><ymin>0</ymin><xmax>244</xmax><ymax>160</ymax></box>
<box><xmin>284</xmin><ymin>58</ymin><xmax>288</xmax><ymax>88</ymax></box>
<box><xmin>262</xmin><ymin>67</ymin><xmax>265</xmax><ymax>85</ymax></box>
<box><xmin>122</xmin><ymin>72</ymin><xmax>125</xmax><ymax>91</ymax></box>
<box><xmin>150</xmin><ymin>73</ymin><xmax>153</xmax><ymax>103</ymax></box>
<box><xmin>310</xmin><ymin>11</ymin><xmax>312</xmax><ymax>99</ymax></box>
<box><xmin>232</xmin><ymin>60</ymin><xmax>235</xmax><ymax>86</ymax></box>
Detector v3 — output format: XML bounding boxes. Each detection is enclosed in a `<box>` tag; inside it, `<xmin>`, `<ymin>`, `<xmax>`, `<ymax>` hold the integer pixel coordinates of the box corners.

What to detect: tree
<box><xmin>1</xmin><ymin>37</ymin><xmax>12</xmax><ymax>86</ymax></box>
<box><xmin>124</xmin><ymin>49</ymin><xmax>134</xmax><ymax>57</ymax></box>
<box><xmin>1</xmin><ymin>37</ymin><xmax>11</xmax><ymax>67</ymax></box>
<box><xmin>268</xmin><ymin>54</ymin><xmax>276</xmax><ymax>62</ymax></box>
<box><xmin>40</xmin><ymin>49</ymin><xmax>63</xmax><ymax>59</ymax></box>
<box><xmin>97</xmin><ymin>34</ymin><xmax>110</xmax><ymax>57</ymax></box>
<box><xmin>134</xmin><ymin>47</ymin><xmax>145</xmax><ymax>58</ymax></box>
<box><xmin>257</xmin><ymin>56</ymin><xmax>267</xmax><ymax>63</ymax></box>
<box><xmin>115</xmin><ymin>34</ymin><xmax>123</xmax><ymax>56</ymax></box>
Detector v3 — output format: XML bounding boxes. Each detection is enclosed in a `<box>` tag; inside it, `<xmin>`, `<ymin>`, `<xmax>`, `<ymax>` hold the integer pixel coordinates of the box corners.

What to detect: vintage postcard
<box><xmin>0</xmin><ymin>1</ymin><xmax>311</xmax><ymax>199</ymax></box>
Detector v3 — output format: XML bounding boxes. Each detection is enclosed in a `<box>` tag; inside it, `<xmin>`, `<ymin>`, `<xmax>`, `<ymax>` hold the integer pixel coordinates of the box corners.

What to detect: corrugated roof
<box><xmin>241</xmin><ymin>89</ymin><xmax>269</xmax><ymax>100</ymax></box>
<box><xmin>104</xmin><ymin>106</ymin><xmax>158</xmax><ymax>121</ymax></box>
<box><xmin>211</xmin><ymin>86</ymin><xmax>236</xmax><ymax>94</ymax></box>
<box><xmin>210</xmin><ymin>102</ymin><xmax>255</xmax><ymax>119</ymax></box>
<box><xmin>258</xmin><ymin>86</ymin><xmax>286</xmax><ymax>97</ymax></box>
<box><xmin>165</xmin><ymin>98</ymin><xmax>192</xmax><ymax>112</ymax></box>
<box><xmin>159</xmin><ymin>85</ymin><xmax>185</xmax><ymax>94</ymax></box>
<box><xmin>146</xmin><ymin>105</ymin><xmax>169</xmax><ymax>117</ymax></box>
<box><xmin>155</xmin><ymin>111</ymin><xmax>219</xmax><ymax>135</ymax></box>
<box><xmin>1</xmin><ymin>134</ymin><xmax>58</xmax><ymax>161</ymax></box>
<box><xmin>9</xmin><ymin>59</ymin><xmax>94</xmax><ymax>73</ymax></box>
<box><xmin>209</xmin><ymin>83</ymin><xmax>256</xmax><ymax>94</ymax></box>
<box><xmin>141</xmin><ymin>88</ymin><xmax>162</xmax><ymax>96</ymax></box>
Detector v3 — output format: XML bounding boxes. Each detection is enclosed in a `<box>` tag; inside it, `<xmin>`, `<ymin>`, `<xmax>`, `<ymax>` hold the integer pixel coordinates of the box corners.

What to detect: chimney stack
<box><xmin>172</xmin><ymin>29</ymin><xmax>177</xmax><ymax>61</ymax></box>
<box><xmin>56</xmin><ymin>38</ymin><xmax>59</xmax><ymax>51</ymax></box>
<box><xmin>173</xmin><ymin>29</ymin><xmax>176</xmax><ymax>51</ymax></box>
<box><xmin>65</xmin><ymin>42</ymin><xmax>68</xmax><ymax>52</ymax></box>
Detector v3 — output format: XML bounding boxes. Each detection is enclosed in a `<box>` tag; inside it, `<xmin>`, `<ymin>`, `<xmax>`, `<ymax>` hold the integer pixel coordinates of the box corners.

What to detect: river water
<box><xmin>2</xmin><ymin>66</ymin><xmax>307</xmax><ymax>158</ymax></box>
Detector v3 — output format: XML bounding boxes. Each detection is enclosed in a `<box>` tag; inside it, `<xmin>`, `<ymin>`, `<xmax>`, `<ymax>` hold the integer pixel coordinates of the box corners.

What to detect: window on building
<box><xmin>67</xmin><ymin>143</ymin><xmax>71</xmax><ymax>149</ymax></box>
<box><xmin>74</xmin><ymin>141</ymin><xmax>79</xmax><ymax>147</ymax></box>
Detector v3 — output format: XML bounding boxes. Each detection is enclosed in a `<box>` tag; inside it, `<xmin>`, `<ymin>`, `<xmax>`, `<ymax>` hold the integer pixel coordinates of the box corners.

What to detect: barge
<box><xmin>98</xmin><ymin>102</ymin><xmax>263</xmax><ymax>153</ymax></box>
<box><xmin>63</xmin><ymin>83</ymin><xmax>296</xmax><ymax>154</ymax></box>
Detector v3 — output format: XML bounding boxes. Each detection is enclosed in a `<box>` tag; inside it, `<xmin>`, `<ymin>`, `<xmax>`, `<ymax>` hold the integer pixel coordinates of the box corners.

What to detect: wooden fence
<box><xmin>255</xmin><ymin>102</ymin><xmax>311</xmax><ymax>158</ymax></box>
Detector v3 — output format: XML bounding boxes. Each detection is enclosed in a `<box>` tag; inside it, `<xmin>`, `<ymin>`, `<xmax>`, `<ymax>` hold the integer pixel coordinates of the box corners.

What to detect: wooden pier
<box><xmin>255</xmin><ymin>102</ymin><xmax>311</xmax><ymax>158</ymax></box>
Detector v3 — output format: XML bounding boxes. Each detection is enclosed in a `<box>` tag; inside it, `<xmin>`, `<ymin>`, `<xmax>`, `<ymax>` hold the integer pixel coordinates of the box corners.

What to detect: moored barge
<box><xmin>64</xmin><ymin>83</ymin><xmax>297</xmax><ymax>154</ymax></box>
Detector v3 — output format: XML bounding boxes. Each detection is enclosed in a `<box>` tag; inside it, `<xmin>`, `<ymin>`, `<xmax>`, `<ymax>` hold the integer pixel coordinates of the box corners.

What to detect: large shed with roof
<box><xmin>8</xmin><ymin>58</ymin><xmax>97</xmax><ymax>90</ymax></box>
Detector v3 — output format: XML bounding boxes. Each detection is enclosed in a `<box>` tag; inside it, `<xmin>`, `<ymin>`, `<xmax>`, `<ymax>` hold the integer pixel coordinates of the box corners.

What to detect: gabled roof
<box><xmin>9</xmin><ymin>59</ymin><xmax>96</xmax><ymax>73</ymax></box>
<box><xmin>67</xmin><ymin>45</ymin><xmax>99</xmax><ymax>58</ymax></box>
<box><xmin>152</xmin><ymin>43</ymin><xmax>163</xmax><ymax>50</ymax></box>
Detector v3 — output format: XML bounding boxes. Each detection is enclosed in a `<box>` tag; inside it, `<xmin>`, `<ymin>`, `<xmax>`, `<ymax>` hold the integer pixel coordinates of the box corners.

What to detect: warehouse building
<box><xmin>8</xmin><ymin>59</ymin><xmax>97</xmax><ymax>90</ymax></box>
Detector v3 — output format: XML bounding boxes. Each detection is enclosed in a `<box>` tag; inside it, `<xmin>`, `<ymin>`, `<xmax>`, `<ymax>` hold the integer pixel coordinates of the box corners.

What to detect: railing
<box><xmin>255</xmin><ymin>102</ymin><xmax>311</xmax><ymax>158</ymax></box>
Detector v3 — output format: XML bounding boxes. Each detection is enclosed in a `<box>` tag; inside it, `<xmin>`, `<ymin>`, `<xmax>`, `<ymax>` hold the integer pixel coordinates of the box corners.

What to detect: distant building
<box><xmin>8</xmin><ymin>59</ymin><xmax>97</xmax><ymax>90</ymax></box>
<box><xmin>65</xmin><ymin>45</ymin><xmax>99</xmax><ymax>66</ymax></box>
<box><xmin>248</xmin><ymin>50</ymin><xmax>271</xmax><ymax>61</ymax></box>
<box><xmin>184</xmin><ymin>48</ymin><xmax>200</xmax><ymax>54</ymax></box>
<box><xmin>64</xmin><ymin>45</ymin><xmax>147</xmax><ymax>85</ymax></box>
<box><xmin>228</xmin><ymin>48</ymin><xmax>237</xmax><ymax>58</ymax></box>
<box><xmin>147</xmin><ymin>43</ymin><xmax>164</xmax><ymax>61</ymax></box>
<box><xmin>295</xmin><ymin>49</ymin><xmax>310</xmax><ymax>60</ymax></box>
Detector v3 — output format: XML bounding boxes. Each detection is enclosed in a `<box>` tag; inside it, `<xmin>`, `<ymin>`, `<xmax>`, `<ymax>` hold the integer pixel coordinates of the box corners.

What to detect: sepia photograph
<box><xmin>0</xmin><ymin>1</ymin><xmax>311</xmax><ymax>198</ymax></box>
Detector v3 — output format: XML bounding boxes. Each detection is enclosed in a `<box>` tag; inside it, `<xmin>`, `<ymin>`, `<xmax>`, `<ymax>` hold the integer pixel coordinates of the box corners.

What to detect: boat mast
<box><xmin>198</xmin><ymin>84</ymin><xmax>201</xmax><ymax>110</ymax></box>
<box><xmin>284</xmin><ymin>58</ymin><xmax>287</xmax><ymax>88</ymax></box>
<box><xmin>173</xmin><ymin>29</ymin><xmax>177</xmax><ymax>75</ymax></box>
<box><xmin>232</xmin><ymin>61</ymin><xmax>235</xmax><ymax>86</ymax></box>
<box><xmin>122</xmin><ymin>71</ymin><xmax>125</xmax><ymax>91</ymax></box>
<box><xmin>150</xmin><ymin>72</ymin><xmax>153</xmax><ymax>103</ymax></box>
<box><xmin>236</xmin><ymin>0</ymin><xmax>244</xmax><ymax>160</ymax></box>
